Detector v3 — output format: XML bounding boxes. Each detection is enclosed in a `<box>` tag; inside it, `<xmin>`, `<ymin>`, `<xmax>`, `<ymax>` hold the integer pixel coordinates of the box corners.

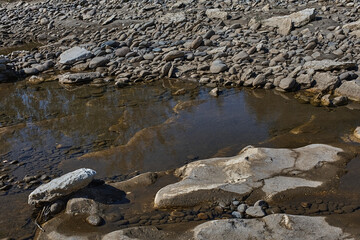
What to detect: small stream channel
<box><xmin>0</xmin><ymin>78</ymin><xmax>360</xmax><ymax>238</ymax></box>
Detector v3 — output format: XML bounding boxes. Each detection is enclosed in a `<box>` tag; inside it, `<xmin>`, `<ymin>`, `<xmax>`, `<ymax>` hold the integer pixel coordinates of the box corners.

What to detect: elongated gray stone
<box><xmin>59</xmin><ymin>72</ymin><xmax>101</xmax><ymax>84</ymax></box>
<box><xmin>59</xmin><ymin>47</ymin><xmax>93</xmax><ymax>65</ymax></box>
<box><xmin>28</xmin><ymin>168</ymin><xmax>96</xmax><ymax>205</ymax></box>
<box><xmin>303</xmin><ymin>60</ymin><xmax>356</xmax><ymax>71</ymax></box>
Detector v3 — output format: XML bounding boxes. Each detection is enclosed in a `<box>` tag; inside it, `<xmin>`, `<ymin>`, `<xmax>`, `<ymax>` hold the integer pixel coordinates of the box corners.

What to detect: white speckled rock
<box><xmin>28</xmin><ymin>168</ymin><xmax>96</xmax><ymax>205</ymax></box>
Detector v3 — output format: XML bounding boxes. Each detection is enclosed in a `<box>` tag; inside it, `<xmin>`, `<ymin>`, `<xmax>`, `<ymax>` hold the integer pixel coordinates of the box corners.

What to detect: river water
<box><xmin>0</xmin><ymin>78</ymin><xmax>359</xmax><ymax>238</ymax></box>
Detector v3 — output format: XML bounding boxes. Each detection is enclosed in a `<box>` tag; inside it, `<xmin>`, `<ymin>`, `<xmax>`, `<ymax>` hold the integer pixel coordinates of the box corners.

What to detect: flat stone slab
<box><xmin>59</xmin><ymin>46</ymin><xmax>93</xmax><ymax>65</ymax></box>
<box><xmin>206</xmin><ymin>9</ymin><xmax>228</xmax><ymax>20</ymax></box>
<box><xmin>28</xmin><ymin>168</ymin><xmax>96</xmax><ymax>205</ymax></box>
<box><xmin>193</xmin><ymin>214</ymin><xmax>353</xmax><ymax>240</ymax></box>
<box><xmin>58</xmin><ymin>72</ymin><xmax>101</xmax><ymax>84</ymax></box>
<box><xmin>263</xmin><ymin>8</ymin><xmax>316</xmax><ymax>35</ymax></box>
<box><xmin>154</xmin><ymin>144</ymin><xmax>343</xmax><ymax>208</ymax></box>
<box><xmin>158</xmin><ymin>12</ymin><xmax>186</xmax><ymax>24</ymax></box>
<box><xmin>303</xmin><ymin>60</ymin><xmax>356</xmax><ymax>71</ymax></box>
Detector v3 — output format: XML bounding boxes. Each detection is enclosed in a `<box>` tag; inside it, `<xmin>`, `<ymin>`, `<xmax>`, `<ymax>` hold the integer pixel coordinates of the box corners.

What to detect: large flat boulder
<box><xmin>193</xmin><ymin>214</ymin><xmax>353</xmax><ymax>240</ymax></box>
<box><xmin>205</xmin><ymin>9</ymin><xmax>228</xmax><ymax>20</ymax></box>
<box><xmin>154</xmin><ymin>144</ymin><xmax>343</xmax><ymax>208</ymax></box>
<box><xmin>335</xmin><ymin>80</ymin><xmax>360</xmax><ymax>101</ymax></box>
<box><xmin>28</xmin><ymin>168</ymin><xmax>96</xmax><ymax>205</ymax></box>
<box><xmin>58</xmin><ymin>72</ymin><xmax>101</xmax><ymax>84</ymax></box>
<box><xmin>59</xmin><ymin>46</ymin><xmax>93</xmax><ymax>65</ymax></box>
<box><xmin>263</xmin><ymin>8</ymin><xmax>316</xmax><ymax>35</ymax></box>
<box><xmin>303</xmin><ymin>60</ymin><xmax>356</xmax><ymax>71</ymax></box>
<box><xmin>158</xmin><ymin>12</ymin><xmax>186</xmax><ymax>24</ymax></box>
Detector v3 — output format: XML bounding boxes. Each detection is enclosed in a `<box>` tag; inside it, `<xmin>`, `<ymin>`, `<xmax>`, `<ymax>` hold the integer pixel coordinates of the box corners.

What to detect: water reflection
<box><xmin>0</xmin><ymin>79</ymin><xmax>360</xmax><ymax>238</ymax></box>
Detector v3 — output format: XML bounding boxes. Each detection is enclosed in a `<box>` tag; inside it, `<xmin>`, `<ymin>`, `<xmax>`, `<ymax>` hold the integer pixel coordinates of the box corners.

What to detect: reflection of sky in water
<box><xmin>1</xmin><ymin>81</ymin><xmax>360</xmax><ymax>179</ymax></box>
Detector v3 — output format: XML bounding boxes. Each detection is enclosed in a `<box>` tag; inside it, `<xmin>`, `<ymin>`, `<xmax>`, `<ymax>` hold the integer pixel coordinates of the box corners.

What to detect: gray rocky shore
<box><xmin>0</xmin><ymin>0</ymin><xmax>360</xmax><ymax>106</ymax></box>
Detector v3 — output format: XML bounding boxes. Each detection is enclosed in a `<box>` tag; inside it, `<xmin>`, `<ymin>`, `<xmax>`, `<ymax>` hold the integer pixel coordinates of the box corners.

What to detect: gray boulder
<box><xmin>210</xmin><ymin>60</ymin><xmax>228</xmax><ymax>73</ymax></box>
<box><xmin>59</xmin><ymin>47</ymin><xmax>93</xmax><ymax>65</ymax></box>
<box><xmin>279</xmin><ymin>77</ymin><xmax>296</xmax><ymax>90</ymax></box>
<box><xmin>115</xmin><ymin>47</ymin><xmax>130</xmax><ymax>57</ymax></box>
<box><xmin>89</xmin><ymin>56</ymin><xmax>109</xmax><ymax>69</ymax></box>
<box><xmin>28</xmin><ymin>168</ymin><xmax>96</xmax><ymax>205</ymax></box>
<box><xmin>335</xmin><ymin>80</ymin><xmax>360</xmax><ymax>101</ymax></box>
<box><xmin>312</xmin><ymin>72</ymin><xmax>340</xmax><ymax>91</ymax></box>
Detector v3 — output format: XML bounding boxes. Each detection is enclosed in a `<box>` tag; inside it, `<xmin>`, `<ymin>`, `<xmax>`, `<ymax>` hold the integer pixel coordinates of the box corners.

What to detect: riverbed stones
<box><xmin>59</xmin><ymin>72</ymin><xmax>101</xmax><ymax>84</ymax></box>
<box><xmin>59</xmin><ymin>47</ymin><xmax>93</xmax><ymax>65</ymax></box>
<box><xmin>154</xmin><ymin>144</ymin><xmax>343</xmax><ymax>208</ymax></box>
<box><xmin>28</xmin><ymin>168</ymin><xmax>96</xmax><ymax>205</ymax></box>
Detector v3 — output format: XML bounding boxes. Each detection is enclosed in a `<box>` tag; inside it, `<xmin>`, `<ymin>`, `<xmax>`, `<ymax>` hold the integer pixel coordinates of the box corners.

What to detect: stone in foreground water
<box><xmin>28</xmin><ymin>168</ymin><xmax>96</xmax><ymax>205</ymax></box>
